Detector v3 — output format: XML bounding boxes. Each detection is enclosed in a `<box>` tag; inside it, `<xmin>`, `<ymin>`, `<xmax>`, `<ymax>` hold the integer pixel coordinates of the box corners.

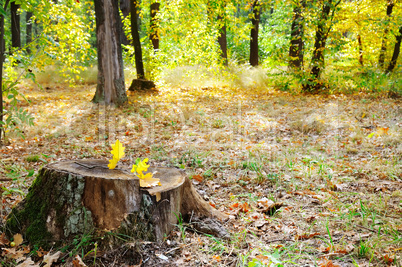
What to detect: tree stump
<box><xmin>128</xmin><ymin>79</ymin><xmax>156</xmax><ymax>91</ymax></box>
<box><xmin>6</xmin><ymin>159</ymin><xmax>227</xmax><ymax>247</ymax></box>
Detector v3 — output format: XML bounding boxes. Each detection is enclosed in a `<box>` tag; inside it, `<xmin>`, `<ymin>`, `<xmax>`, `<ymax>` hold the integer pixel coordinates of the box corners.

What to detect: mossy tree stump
<box><xmin>6</xmin><ymin>159</ymin><xmax>227</xmax><ymax>246</ymax></box>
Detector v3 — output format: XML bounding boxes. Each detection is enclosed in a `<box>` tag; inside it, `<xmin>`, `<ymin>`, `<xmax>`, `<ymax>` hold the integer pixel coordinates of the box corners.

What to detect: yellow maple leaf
<box><xmin>108</xmin><ymin>140</ymin><xmax>125</xmax><ymax>169</ymax></box>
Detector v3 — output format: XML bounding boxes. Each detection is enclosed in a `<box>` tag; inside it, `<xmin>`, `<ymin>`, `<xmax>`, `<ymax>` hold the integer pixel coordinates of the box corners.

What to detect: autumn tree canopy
<box><xmin>0</xmin><ymin>0</ymin><xmax>401</xmax><ymax>140</ymax></box>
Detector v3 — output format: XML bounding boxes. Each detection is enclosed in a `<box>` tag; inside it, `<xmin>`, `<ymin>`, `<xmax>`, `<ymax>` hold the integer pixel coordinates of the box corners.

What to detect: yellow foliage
<box><xmin>131</xmin><ymin>158</ymin><xmax>161</xmax><ymax>188</ymax></box>
<box><xmin>108</xmin><ymin>140</ymin><xmax>125</xmax><ymax>169</ymax></box>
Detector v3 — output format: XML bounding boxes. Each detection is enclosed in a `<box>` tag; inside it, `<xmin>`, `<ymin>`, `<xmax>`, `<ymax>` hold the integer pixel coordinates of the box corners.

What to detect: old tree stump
<box><xmin>6</xmin><ymin>160</ymin><xmax>227</xmax><ymax>246</ymax></box>
<box><xmin>128</xmin><ymin>79</ymin><xmax>156</xmax><ymax>92</ymax></box>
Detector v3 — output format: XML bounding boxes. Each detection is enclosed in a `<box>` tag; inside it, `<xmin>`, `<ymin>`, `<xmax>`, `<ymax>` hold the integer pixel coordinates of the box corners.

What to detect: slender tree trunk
<box><xmin>0</xmin><ymin>0</ymin><xmax>10</xmax><ymax>144</ymax></box>
<box><xmin>217</xmin><ymin>3</ymin><xmax>228</xmax><ymax>66</ymax></box>
<box><xmin>11</xmin><ymin>2</ymin><xmax>21</xmax><ymax>50</ymax></box>
<box><xmin>357</xmin><ymin>33</ymin><xmax>363</xmax><ymax>65</ymax></box>
<box><xmin>26</xmin><ymin>11</ymin><xmax>32</xmax><ymax>54</ymax></box>
<box><xmin>250</xmin><ymin>0</ymin><xmax>261</xmax><ymax>67</ymax></box>
<box><xmin>120</xmin><ymin>0</ymin><xmax>130</xmax><ymax>46</ymax></box>
<box><xmin>289</xmin><ymin>0</ymin><xmax>305</xmax><ymax>70</ymax></box>
<box><xmin>92</xmin><ymin>0</ymin><xmax>127</xmax><ymax>106</ymax></box>
<box><xmin>378</xmin><ymin>0</ymin><xmax>394</xmax><ymax>68</ymax></box>
<box><xmin>150</xmin><ymin>2</ymin><xmax>160</xmax><ymax>51</ymax></box>
<box><xmin>131</xmin><ymin>0</ymin><xmax>145</xmax><ymax>79</ymax></box>
<box><xmin>303</xmin><ymin>0</ymin><xmax>342</xmax><ymax>92</ymax></box>
<box><xmin>386</xmin><ymin>26</ymin><xmax>402</xmax><ymax>73</ymax></box>
<box><xmin>310</xmin><ymin>1</ymin><xmax>332</xmax><ymax>80</ymax></box>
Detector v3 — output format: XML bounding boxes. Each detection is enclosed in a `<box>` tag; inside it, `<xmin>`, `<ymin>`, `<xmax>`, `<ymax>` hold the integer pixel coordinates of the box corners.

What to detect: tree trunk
<box><xmin>130</xmin><ymin>0</ymin><xmax>145</xmax><ymax>79</ymax></box>
<box><xmin>120</xmin><ymin>0</ymin><xmax>130</xmax><ymax>19</ymax></box>
<box><xmin>289</xmin><ymin>0</ymin><xmax>305</xmax><ymax>70</ymax></box>
<box><xmin>386</xmin><ymin>26</ymin><xmax>402</xmax><ymax>73</ymax></box>
<box><xmin>357</xmin><ymin>33</ymin><xmax>363</xmax><ymax>65</ymax></box>
<box><xmin>119</xmin><ymin>0</ymin><xmax>130</xmax><ymax>46</ymax></box>
<box><xmin>249</xmin><ymin>0</ymin><xmax>261</xmax><ymax>67</ymax></box>
<box><xmin>310</xmin><ymin>1</ymin><xmax>331</xmax><ymax>80</ymax></box>
<box><xmin>378</xmin><ymin>0</ymin><xmax>394</xmax><ymax>68</ymax></box>
<box><xmin>217</xmin><ymin>3</ymin><xmax>228</xmax><ymax>66</ymax></box>
<box><xmin>11</xmin><ymin>2</ymin><xmax>21</xmax><ymax>50</ymax></box>
<box><xmin>6</xmin><ymin>160</ymin><xmax>227</xmax><ymax>247</ymax></box>
<box><xmin>26</xmin><ymin>11</ymin><xmax>32</xmax><ymax>54</ymax></box>
<box><xmin>0</xmin><ymin>0</ymin><xmax>10</xmax><ymax>145</ymax></box>
<box><xmin>92</xmin><ymin>0</ymin><xmax>127</xmax><ymax>106</ymax></box>
<box><xmin>150</xmin><ymin>2</ymin><xmax>160</xmax><ymax>51</ymax></box>
<box><xmin>303</xmin><ymin>0</ymin><xmax>336</xmax><ymax>92</ymax></box>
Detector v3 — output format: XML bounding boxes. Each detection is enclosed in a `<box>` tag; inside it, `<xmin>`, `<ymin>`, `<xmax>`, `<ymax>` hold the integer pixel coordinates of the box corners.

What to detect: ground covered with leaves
<box><xmin>0</xmin><ymin>83</ymin><xmax>401</xmax><ymax>266</ymax></box>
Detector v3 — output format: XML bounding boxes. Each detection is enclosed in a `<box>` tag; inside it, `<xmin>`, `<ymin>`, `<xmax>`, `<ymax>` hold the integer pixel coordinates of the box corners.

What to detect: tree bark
<box><xmin>150</xmin><ymin>2</ymin><xmax>160</xmax><ymax>51</ymax></box>
<box><xmin>119</xmin><ymin>0</ymin><xmax>130</xmax><ymax>46</ymax></box>
<box><xmin>26</xmin><ymin>11</ymin><xmax>32</xmax><ymax>54</ymax></box>
<box><xmin>217</xmin><ymin>3</ymin><xmax>228</xmax><ymax>66</ymax></box>
<box><xmin>6</xmin><ymin>160</ymin><xmax>227</xmax><ymax>247</ymax></box>
<box><xmin>130</xmin><ymin>0</ymin><xmax>145</xmax><ymax>79</ymax></box>
<box><xmin>0</xmin><ymin>0</ymin><xmax>10</xmax><ymax>145</ymax></box>
<box><xmin>378</xmin><ymin>0</ymin><xmax>394</xmax><ymax>68</ymax></box>
<box><xmin>249</xmin><ymin>0</ymin><xmax>261</xmax><ymax>67</ymax></box>
<box><xmin>92</xmin><ymin>0</ymin><xmax>127</xmax><ymax>106</ymax></box>
<box><xmin>302</xmin><ymin>0</ymin><xmax>341</xmax><ymax>92</ymax></box>
<box><xmin>11</xmin><ymin>1</ymin><xmax>21</xmax><ymax>50</ymax></box>
<box><xmin>386</xmin><ymin>26</ymin><xmax>402</xmax><ymax>73</ymax></box>
<box><xmin>310</xmin><ymin>1</ymin><xmax>331</xmax><ymax>80</ymax></box>
<box><xmin>289</xmin><ymin>0</ymin><xmax>305</xmax><ymax>70</ymax></box>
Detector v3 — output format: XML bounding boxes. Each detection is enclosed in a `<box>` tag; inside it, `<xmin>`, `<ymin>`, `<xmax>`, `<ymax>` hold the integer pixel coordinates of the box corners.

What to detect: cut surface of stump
<box><xmin>6</xmin><ymin>159</ymin><xmax>227</xmax><ymax>246</ymax></box>
<box><xmin>128</xmin><ymin>79</ymin><xmax>156</xmax><ymax>91</ymax></box>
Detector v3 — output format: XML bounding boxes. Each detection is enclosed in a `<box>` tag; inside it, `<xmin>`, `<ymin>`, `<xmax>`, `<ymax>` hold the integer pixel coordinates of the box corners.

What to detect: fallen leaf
<box><xmin>36</xmin><ymin>247</ymin><xmax>47</xmax><ymax>257</ymax></box>
<box><xmin>257</xmin><ymin>197</ymin><xmax>275</xmax><ymax>208</ymax></box>
<box><xmin>256</xmin><ymin>198</ymin><xmax>283</xmax><ymax>215</ymax></box>
<box><xmin>13</xmin><ymin>233</ymin><xmax>23</xmax><ymax>247</ymax></box>
<box><xmin>0</xmin><ymin>233</ymin><xmax>9</xmax><ymax>246</ymax></box>
<box><xmin>192</xmin><ymin>174</ymin><xmax>203</xmax><ymax>182</ymax></box>
<box><xmin>212</xmin><ymin>255</ymin><xmax>221</xmax><ymax>262</ymax></box>
<box><xmin>376</xmin><ymin>127</ymin><xmax>389</xmax><ymax>136</ymax></box>
<box><xmin>379</xmin><ymin>254</ymin><xmax>394</xmax><ymax>264</ymax></box>
<box><xmin>43</xmin><ymin>251</ymin><xmax>61</xmax><ymax>267</ymax></box>
<box><xmin>16</xmin><ymin>257</ymin><xmax>39</xmax><ymax>267</ymax></box>
<box><xmin>240</xmin><ymin>202</ymin><xmax>250</xmax><ymax>213</ymax></box>
<box><xmin>72</xmin><ymin>255</ymin><xmax>87</xmax><ymax>267</ymax></box>
<box><xmin>230</xmin><ymin>202</ymin><xmax>239</xmax><ymax>209</ymax></box>
<box><xmin>139</xmin><ymin>172</ymin><xmax>161</xmax><ymax>188</ymax></box>
<box><xmin>296</xmin><ymin>232</ymin><xmax>320</xmax><ymax>240</ymax></box>
<box><xmin>319</xmin><ymin>258</ymin><xmax>341</xmax><ymax>267</ymax></box>
<box><xmin>2</xmin><ymin>247</ymin><xmax>25</xmax><ymax>261</ymax></box>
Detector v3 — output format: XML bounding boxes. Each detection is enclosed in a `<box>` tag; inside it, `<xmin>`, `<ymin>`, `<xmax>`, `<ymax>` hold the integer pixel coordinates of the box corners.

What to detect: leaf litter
<box><xmin>0</xmin><ymin>84</ymin><xmax>400</xmax><ymax>266</ymax></box>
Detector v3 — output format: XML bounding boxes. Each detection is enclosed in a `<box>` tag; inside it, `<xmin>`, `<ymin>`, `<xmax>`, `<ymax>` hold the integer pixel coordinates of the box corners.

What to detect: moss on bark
<box><xmin>6</xmin><ymin>167</ymin><xmax>93</xmax><ymax>248</ymax></box>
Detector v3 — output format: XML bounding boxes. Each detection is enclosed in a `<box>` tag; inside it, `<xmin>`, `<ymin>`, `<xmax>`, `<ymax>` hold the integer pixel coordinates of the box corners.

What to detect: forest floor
<box><xmin>0</xmin><ymin>83</ymin><xmax>401</xmax><ymax>266</ymax></box>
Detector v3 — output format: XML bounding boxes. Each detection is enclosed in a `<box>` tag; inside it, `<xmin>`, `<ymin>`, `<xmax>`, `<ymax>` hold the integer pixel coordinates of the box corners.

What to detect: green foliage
<box><xmin>24</xmin><ymin>155</ymin><xmax>40</xmax><ymax>162</ymax></box>
<box><xmin>1</xmin><ymin>53</ymin><xmax>36</xmax><ymax>140</ymax></box>
<box><xmin>31</xmin><ymin>0</ymin><xmax>96</xmax><ymax>84</ymax></box>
